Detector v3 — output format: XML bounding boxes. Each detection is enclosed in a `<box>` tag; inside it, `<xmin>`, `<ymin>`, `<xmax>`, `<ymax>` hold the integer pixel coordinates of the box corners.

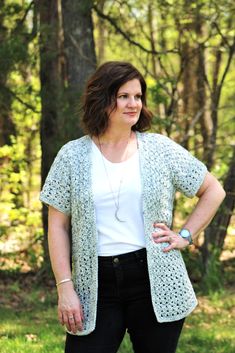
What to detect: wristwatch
<box><xmin>179</xmin><ymin>228</ymin><xmax>193</xmax><ymax>245</ymax></box>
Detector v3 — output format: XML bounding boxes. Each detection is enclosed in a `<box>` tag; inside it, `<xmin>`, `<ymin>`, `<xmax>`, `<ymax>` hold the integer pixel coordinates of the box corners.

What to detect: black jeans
<box><xmin>65</xmin><ymin>248</ymin><xmax>184</xmax><ymax>353</ymax></box>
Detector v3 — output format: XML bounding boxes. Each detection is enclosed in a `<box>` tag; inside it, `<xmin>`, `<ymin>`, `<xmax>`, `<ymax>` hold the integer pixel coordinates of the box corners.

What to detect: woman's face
<box><xmin>107</xmin><ymin>79</ymin><xmax>143</xmax><ymax>129</ymax></box>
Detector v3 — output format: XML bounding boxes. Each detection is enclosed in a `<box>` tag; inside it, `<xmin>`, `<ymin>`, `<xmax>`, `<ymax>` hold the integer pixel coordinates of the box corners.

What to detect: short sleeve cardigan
<box><xmin>40</xmin><ymin>132</ymin><xmax>207</xmax><ymax>336</ymax></box>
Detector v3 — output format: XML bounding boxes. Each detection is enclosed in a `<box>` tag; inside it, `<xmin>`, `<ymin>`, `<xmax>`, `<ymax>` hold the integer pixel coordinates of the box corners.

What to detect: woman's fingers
<box><xmin>153</xmin><ymin>234</ymin><xmax>177</xmax><ymax>247</ymax></box>
<box><xmin>152</xmin><ymin>222</ymin><xmax>189</xmax><ymax>252</ymax></box>
<box><xmin>152</xmin><ymin>222</ymin><xmax>170</xmax><ymax>239</ymax></box>
<box><xmin>152</xmin><ymin>230</ymin><xmax>169</xmax><ymax>239</ymax></box>
<box><xmin>57</xmin><ymin>289</ymin><xmax>84</xmax><ymax>333</ymax></box>
<box><xmin>74</xmin><ymin>312</ymin><xmax>83</xmax><ymax>331</ymax></box>
<box><xmin>58</xmin><ymin>309</ymin><xmax>64</xmax><ymax>325</ymax></box>
<box><xmin>153</xmin><ymin>222</ymin><xmax>168</xmax><ymax>230</ymax></box>
<box><xmin>60</xmin><ymin>310</ymin><xmax>83</xmax><ymax>333</ymax></box>
<box><xmin>68</xmin><ymin>315</ymin><xmax>76</xmax><ymax>332</ymax></box>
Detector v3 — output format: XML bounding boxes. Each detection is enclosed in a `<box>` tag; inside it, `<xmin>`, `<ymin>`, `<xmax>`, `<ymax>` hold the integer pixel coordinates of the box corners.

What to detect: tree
<box><xmin>202</xmin><ymin>147</ymin><xmax>235</xmax><ymax>270</ymax></box>
<box><xmin>39</xmin><ymin>0</ymin><xmax>96</xmax><ymax>273</ymax></box>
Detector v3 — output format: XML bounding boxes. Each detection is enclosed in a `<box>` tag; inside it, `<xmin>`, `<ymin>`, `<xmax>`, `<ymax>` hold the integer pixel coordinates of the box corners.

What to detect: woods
<box><xmin>0</xmin><ymin>0</ymin><xmax>234</xmax><ymax>290</ymax></box>
<box><xmin>0</xmin><ymin>1</ymin><xmax>234</xmax><ymax>352</ymax></box>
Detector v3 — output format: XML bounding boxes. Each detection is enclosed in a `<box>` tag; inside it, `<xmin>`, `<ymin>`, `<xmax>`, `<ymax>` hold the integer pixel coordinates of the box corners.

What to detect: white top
<box><xmin>91</xmin><ymin>141</ymin><xmax>146</xmax><ymax>256</ymax></box>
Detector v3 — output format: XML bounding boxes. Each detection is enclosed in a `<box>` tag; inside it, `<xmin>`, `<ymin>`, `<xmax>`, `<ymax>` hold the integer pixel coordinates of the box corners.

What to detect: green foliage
<box><xmin>181</xmin><ymin>248</ymin><xmax>204</xmax><ymax>288</ymax></box>
<box><xmin>0</xmin><ymin>1</ymin><xmax>42</xmax><ymax>272</ymax></box>
<box><xmin>201</xmin><ymin>249</ymin><xmax>225</xmax><ymax>294</ymax></box>
<box><xmin>0</xmin><ymin>132</ymin><xmax>43</xmax><ymax>270</ymax></box>
<box><xmin>0</xmin><ymin>74</ymin><xmax>42</xmax><ymax>270</ymax></box>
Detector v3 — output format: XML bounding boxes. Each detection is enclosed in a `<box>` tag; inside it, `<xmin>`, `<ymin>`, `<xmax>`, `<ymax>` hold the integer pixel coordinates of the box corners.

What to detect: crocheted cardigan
<box><xmin>40</xmin><ymin>132</ymin><xmax>207</xmax><ymax>336</ymax></box>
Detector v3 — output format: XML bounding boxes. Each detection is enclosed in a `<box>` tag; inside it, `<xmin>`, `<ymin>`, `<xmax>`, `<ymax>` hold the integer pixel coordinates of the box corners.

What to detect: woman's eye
<box><xmin>118</xmin><ymin>94</ymin><xmax>142</xmax><ymax>100</ymax></box>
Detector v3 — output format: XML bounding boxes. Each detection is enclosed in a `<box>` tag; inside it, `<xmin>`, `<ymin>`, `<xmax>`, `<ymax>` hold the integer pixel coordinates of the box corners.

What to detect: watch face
<box><xmin>180</xmin><ymin>229</ymin><xmax>190</xmax><ymax>238</ymax></box>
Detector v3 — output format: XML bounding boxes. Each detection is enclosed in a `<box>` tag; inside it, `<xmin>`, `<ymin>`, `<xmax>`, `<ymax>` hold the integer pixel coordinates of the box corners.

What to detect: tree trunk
<box><xmin>0</xmin><ymin>0</ymin><xmax>16</xmax><ymax>146</ymax></box>
<box><xmin>0</xmin><ymin>89</ymin><xmax>15</xmax><ymax>147</ymax></box>
<box><xmin>202</xmin><ymin>147</ymin><xmax>235</xmax><ymax>271</ymax></box>
<box><xmin>39</xmin><ymin>0</ymin><xmax>96</xmax><ymax>275</ymax></box>
<box><xmin>39</xmin><ymin>0</ymin><xmax>65</xmax><ymax>275</ymax></box>
<box><xmin>177</xmin><ymin>1</ymin><xmax>202</xmax><ymax>149</ymax></box>
<box><xmin>62</xmin><ymin>0</ymin><xmax>96</xmax><ymax>139</ymax></box>
<box><xmin>96</xmin><ymin>0</ymin><xmax>106</xmax><ymax>64</ymax></box>
<box><xmin>196</xmin><ymin>27</ymin><xmax>213</xmax><ymax>164</ymax></box>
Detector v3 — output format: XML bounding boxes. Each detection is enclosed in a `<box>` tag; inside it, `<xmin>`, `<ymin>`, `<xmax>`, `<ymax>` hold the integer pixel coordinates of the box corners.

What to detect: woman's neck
<box><xmin>97</xmin><ymin>128</ymin><xmax>133</xmax><ymax>145</ymax></box>
<box><xmin>94</xmin><ymin>129</ymin><xmax>137</xmax><ymax>163</ymax></box>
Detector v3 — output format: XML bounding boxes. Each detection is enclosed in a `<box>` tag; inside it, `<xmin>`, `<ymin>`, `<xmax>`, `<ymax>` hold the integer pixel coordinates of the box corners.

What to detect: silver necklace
<box><xmin>98</xmin><ymin>133</ymin><xmax>131</xmax><ymax>222</ymax></box>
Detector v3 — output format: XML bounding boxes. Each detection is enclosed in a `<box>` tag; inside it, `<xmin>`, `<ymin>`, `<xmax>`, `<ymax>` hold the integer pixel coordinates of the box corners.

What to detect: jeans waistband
<box><xmin>98</xmin><ymin>247</ymin><xmax>146</xmax><ymax>265</ymax></box>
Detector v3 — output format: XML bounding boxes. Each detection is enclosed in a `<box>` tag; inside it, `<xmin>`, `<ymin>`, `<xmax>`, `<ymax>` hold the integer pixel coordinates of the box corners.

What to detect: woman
<box><xmin>40</xmin><ymin>61</ymin><xmax>225</xmax><ymax>353</ymax></box>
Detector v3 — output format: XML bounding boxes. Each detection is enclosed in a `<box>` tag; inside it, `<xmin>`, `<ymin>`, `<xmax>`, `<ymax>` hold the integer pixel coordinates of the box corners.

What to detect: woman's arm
<box><xmin>48</xmin><ymin>206</ymin><xmax>84</xmax><ymax>333</ymax></box>
<box><xmin>152</xmin><ymin>172</ymin><xmax>226</xmax><ymax>252</ymax></box>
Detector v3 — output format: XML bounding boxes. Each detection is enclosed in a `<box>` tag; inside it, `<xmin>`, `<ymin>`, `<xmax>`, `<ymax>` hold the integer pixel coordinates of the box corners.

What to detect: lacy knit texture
<box><xmin>40</xmin><ymin>132</ymin><xmax>207</xmax><ymax>335</ymax></box>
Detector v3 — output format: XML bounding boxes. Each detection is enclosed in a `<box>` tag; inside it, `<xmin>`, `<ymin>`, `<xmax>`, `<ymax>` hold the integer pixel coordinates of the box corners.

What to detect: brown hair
<box><xmin>81</xmin><ymin>61</ymin><xmax>153</xmax><ymax>136</ymax></box>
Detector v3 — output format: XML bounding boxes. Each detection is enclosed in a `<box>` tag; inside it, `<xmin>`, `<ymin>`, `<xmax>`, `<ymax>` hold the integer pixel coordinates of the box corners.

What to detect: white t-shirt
<box><xmin>91</xmin><ymin>141</ymin><xmax>146</xmax><ymax>256</ymax></box>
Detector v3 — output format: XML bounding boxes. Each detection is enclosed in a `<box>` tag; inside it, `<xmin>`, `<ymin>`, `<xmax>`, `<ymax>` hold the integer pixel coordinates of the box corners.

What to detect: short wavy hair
<box><xmin>81</xmin><ymin>61</ymin><xmax>153</xmax><ymax>136</ymax></box>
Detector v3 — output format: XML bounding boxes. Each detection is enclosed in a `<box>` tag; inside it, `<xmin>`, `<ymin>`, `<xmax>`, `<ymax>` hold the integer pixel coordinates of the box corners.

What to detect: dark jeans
<box><xmin>65</xmin><ymin>248</ymin><xmax>184</xmax><ymax>353</ymax></box>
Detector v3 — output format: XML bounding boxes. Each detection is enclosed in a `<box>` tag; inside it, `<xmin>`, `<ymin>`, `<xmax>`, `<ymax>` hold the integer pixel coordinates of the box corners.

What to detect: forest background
<box><xmin>0</xmin><ymin>0</ymin><xmax>234</xmax><ymax>352</ymax></box>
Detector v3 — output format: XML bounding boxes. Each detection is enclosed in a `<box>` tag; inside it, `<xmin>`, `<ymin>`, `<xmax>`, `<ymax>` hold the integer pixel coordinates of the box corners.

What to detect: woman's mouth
<box><xmin>124</xmin><ymin>112</ymin><xmax>137</xmax><ymax>116</ymax></box>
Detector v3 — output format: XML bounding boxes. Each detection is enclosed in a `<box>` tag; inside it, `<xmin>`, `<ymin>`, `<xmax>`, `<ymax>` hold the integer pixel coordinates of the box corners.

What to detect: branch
<box><xmin>217</xmin><ymin>36</ymin><xmax>235</xmax><ymax>100</ymax></box>
<box><xmin>69</xmin><ymin>34</ymin><xmax>97</xmax><ymax>68</ymax></box>
<box><xmin>10</xmin><ymin>1</ymin><xmax>38</xmax><ymax>44</ymax></box>
<box><xmin>2</xmin><ymin>85</ymin><xmax>40</xmax><ymax>114</ymax></box>
<box><xmin>115</xmin><ymin>0</ymin><xmax>152</xmax><ymax>42</ymax></box>
<box><xmin>14</xmin><ymin>1</ymin><xmax>34</xmax><ymax>31</ymax></box>
<box><xmin>165</xmin><ymin>59</ymin><xmax>185</xmax><ymax>117</ymax></box>
<box><xmin>180</xmin><ymin>109</ymin><xmax>205</xmax><ymax>145</ymax></box>
<box><xmin>212</xmin><ymin>21</ymin><xmax>231</xmax><ymax>49</ymax></box>
<box><xmin>93</xmin><ymin>4</ymin><xmax>178</xmax><ymax>55</ymax></box>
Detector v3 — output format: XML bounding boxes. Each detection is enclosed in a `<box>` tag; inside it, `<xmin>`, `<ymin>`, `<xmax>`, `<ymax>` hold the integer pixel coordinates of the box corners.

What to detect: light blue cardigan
<box><xmin>40</xmin><ymin>132</ymin><xmax>207</xmax><ymax>335</ymax></box>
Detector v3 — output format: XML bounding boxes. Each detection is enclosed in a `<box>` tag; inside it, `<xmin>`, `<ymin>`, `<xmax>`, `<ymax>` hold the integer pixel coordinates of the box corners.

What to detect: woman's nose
<box><xmin>127</xmin><ymin>96</ymin><xmax>137</xmax><ymax>107</ymax></box>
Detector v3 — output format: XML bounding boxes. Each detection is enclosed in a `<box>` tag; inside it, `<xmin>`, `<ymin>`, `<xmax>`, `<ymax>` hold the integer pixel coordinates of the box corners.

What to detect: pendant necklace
<box><xmin>98</xmin><ymin>132</ymin><xmax>132</xmax><ymax>222</ymax></box>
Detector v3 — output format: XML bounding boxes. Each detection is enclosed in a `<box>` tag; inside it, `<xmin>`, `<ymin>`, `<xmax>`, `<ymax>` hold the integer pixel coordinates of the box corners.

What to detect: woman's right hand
<box><xmin>57</xmin><ymin>282</ymin><xmax>84</xmax><ymax>333</ymax></box>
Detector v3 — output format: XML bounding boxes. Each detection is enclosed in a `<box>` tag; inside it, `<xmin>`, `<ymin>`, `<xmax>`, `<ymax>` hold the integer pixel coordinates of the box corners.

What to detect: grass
<box><xmin>0</xmin><ymin>276</ymin><xmax>235</xmax><ymax>353</ymax></box>
<box><xmin>177</xmin><ymin>291</ymin><xmax>235</xmax><ymax>353</ymax></box>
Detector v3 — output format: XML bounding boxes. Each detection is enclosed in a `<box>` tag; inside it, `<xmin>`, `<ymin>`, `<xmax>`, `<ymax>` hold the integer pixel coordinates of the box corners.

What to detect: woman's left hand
<box><xmin>152</xmin><ymin>223</ymin><xmax>189</xmax><ymax>252</ymax></box>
